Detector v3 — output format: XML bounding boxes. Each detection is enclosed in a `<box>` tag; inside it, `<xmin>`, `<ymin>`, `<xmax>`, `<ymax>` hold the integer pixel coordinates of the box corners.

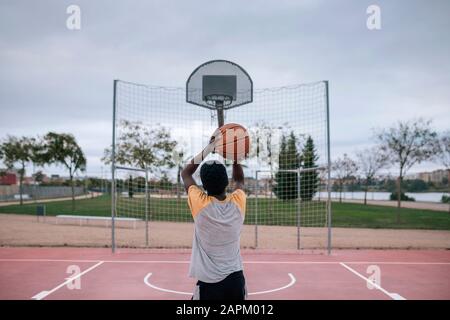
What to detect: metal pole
<box><xmin>325</xmin><ymin>80</ymin><xmax>332</xmax><ymax>255</ymax></box>
<box><xmin>111</xmin><ymin>80</ymin><xmax>118</xmax><ymax>253</ymax></box>
<box><xmin>448</xmin><ymin>170</ymin><xmax>450</xmax><ymax>214</ymax></box>
<box><xmin>145</xmin><ymin>169</ymin><xmax>149</xmax><ymax>247</ymax></box>
<box><xmin>33</xmin><ymin>164</ymin><xmax>37</xmax><ymax>204</ymax></box>
<box><xmin>216</xmin><ymin>101</ymin><xmax>224</xmax><ymax>127</ymax></box>
<box><xmin>85</xmin><ymin>175</ymin><xmax>88</xmax><ymax>199</ymax></box>
<box><xmin>255</xmin><ymin>171</ymin><xmax>259</xmax><ymax>248</ymax></box>
<box><xmin>101</xmin><ymin>166</ymin><xmax>104</xmax><ymax>194</ymax></box>
<box><xmin>297</xmin><ymin>168</ymin><xmax>301</xmax><ymax>250</ymax></box>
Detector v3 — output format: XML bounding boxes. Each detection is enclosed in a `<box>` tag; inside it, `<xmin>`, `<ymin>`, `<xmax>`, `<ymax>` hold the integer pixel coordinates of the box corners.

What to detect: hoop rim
<box><xmin>204</xmin><ymin>94</ymin><xmax>233</xmax><ymax>108</ymax></box>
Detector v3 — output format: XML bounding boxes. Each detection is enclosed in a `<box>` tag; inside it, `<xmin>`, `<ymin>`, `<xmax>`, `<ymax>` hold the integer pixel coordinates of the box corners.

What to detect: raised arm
<box><xmin>232</xmin><ymin>162</ymin><xmax>244</xmax><ymax>191</ymax></box>
<box><xmin>181</xmin><ymin>130</ymin><xmax>219</xmax><ymax>192</ymax></box>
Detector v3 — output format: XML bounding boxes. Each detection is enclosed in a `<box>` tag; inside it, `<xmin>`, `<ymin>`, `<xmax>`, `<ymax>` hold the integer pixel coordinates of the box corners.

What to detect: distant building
<box><xmin>429</xmin><ymin>169</ymin><xmax>448</xmax><ymax>183</ymax></box>
<box><xmin>49</xmin><ymin>174</ymin><xmax>66</xmax><ymax>184</ymax></box>
<box><xmin>0</xmin><ymin>169</ymin><xmax>41</xmax><ymax>185</ymax></box>
<box><xmin>404</xmin><ymin>173</ymin><xmax>420</xmax><ymax>181</ymax></box>
<box><xmin>0</xmin><ymin>172</ymin><xmax>17</xmax><ymax>185</ymax></box>
<box><xmin>23</xmin><ymin>176</ymin><xmax>36</xmax><ymax>185</ymax></box>
<box><xmin>405</xmin><ymin>169</ymin><xmax>448</xmax><ymax>183</ymax></box>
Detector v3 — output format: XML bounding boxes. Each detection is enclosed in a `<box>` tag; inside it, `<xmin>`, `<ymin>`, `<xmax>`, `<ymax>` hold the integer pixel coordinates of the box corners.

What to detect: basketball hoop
<box><xmin>186</xmin><ymin>60</ymin><xmax>253</xmax><ymax>126</ymax></box>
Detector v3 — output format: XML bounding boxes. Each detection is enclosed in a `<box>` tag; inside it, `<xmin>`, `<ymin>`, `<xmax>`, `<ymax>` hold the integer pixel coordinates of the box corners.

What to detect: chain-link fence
<box><xmin>111</xmin><ymin>80</ymin><xmax>331</xmax><ymax>252</ymax></box>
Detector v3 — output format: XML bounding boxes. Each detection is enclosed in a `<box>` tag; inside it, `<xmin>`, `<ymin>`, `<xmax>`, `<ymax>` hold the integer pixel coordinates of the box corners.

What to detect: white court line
<box><xmin>144</xmin><ymin>273</ymin><xmax>190</xmax><ymax>295</ymax></box>
<box><xmin>249</xmin><ymin>273</ymin><xmax>296</xmax><ymax>295</ymax></box>
<box><xmin>31</xmin><ymin>261</ymin><xmax>104</xmax><ymax>300</ymax></box>
<box><xmin>0</xmin><ymin>259</ymin><xmax>101</xmax><ymax>263</ymax></box>
<box><xmin>0</xmin><ymin>259</ymin><xmax>189</xmax><ymax>264</ymax></box>
<box><xmin>144</xmin><ymin>272</ymin><xmax>296</xmax><ymax>296</ymax></box>
<box><xmin>1</xmin><ymin>258</ymin><xmax>449</xmax><ymax>265</ymax></box>
<box><xmin>340</xmin><ymin>262</ymin><xmax>406</xmax><ymax>300</ymax></box>
<box><xmin>330</xmin><ymin>262</ymin><xmax>450</xmax><ymax>265</ymax></box>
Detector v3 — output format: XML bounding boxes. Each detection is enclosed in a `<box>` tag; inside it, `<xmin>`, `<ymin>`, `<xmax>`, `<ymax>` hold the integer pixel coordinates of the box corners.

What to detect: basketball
<box><xmin>214</xmin><ymin>123</ymin><xmax>250</xmax><ymax>162</ymax></box>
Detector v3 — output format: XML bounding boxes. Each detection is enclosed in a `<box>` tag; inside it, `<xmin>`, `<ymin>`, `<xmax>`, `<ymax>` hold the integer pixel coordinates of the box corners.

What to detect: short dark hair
<box><xmin>200</xmin><ymin>161</ymin><xmax>228</xmax><ymax>196</ymax></box>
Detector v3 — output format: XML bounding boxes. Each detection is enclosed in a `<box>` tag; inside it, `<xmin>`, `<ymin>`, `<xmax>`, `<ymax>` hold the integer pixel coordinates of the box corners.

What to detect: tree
<box><xmin>103</xmin><ymin>120</ymin><xmax>177</xmax><ymax>172</ymax></box>
<box><xmin>375</xmin><ymin>119</ymin><xmax>438</xmax><ymax>220</ymax></box>
<box><xmin>32</xmin><ymin>170</ymin><xmax>45</xmax><ymax>184</ymax></box>
<box><xmin>332</xmin><ymin>154</ymin><xmax>358</xmax><ymax>203</ymax></box>
<box><xmin>435</xmin><ymin>131</ymin><xmax>450</xmax><ymax>213</ymax></box>
<box><xmin>251</xmin><ymin>122</ymin><xmax>283</xmax><ymax>213</ymax></box>
<box><xmin>356</xmin><ymin>147</ymin><xmax>388</xmax><ymax>205</ymax></box>
<box><xmin>124</xmin><ymin>175</ymin><xmax>146</xmax><ymax>199</ymax></box>
<box><xmin>173</xmin><ymin>147</ymin><xmax>190</xmax><ymax>200</ymax></box>
<box><xmin>300</xmin><ymin>136</ymin><xmax>319</xmax><ymax>201</ymax></box>
<box><xmin>251</xmin><ymin>121</ymin><xmax>282</xmax><ymax>171</ymax></box>
<box><xmin>158</xmin><ymin>172</ymin><xmax>173</xmax><ymax>197</ymax></box>
<box><xmin>274</xmin><ymin>132</ymin><xmax>301</xmax><ymax>200</ymax></box>
<box><xmin>0</xmin><ymin>136</ymin><xmax>37</xmax><ymax>205</ymax></box>
<box><xmin>41</xmin><ymin>132</ymin><xmax>86</xmax><ymax>210</ymax></box>
<box><xmin>405</xmin><ymin>179</ymin><xmax>428</xmax><ymax>192</ymax></box>
<box><xmin>160</xmin><ymin>173</ymin><xmax>172</xmax><ymax>189</ymax></box>
<box><xmin>317</xmin><ymin>167</ymin><xmax>329</xmax><ymax>201</ymax></box>
<box><xmin>128</xmin><ymin>175</ymin><xmax>134</xmax><ymax>199</ymax></box>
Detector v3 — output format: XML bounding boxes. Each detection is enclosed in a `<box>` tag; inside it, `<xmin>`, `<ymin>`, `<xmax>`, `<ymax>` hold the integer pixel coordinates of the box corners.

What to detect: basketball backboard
<box><xmin>186</xmin><ymin>60</ymin><xmax>253</xmax><ymax>110</ymax></box>
<box><xmin>186</xmin><ymin>60</ymin><xmax>253</xmax><ymax>126</ymax></box>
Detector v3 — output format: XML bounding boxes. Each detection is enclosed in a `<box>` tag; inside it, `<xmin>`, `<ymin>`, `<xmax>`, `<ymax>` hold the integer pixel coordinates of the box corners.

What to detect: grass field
<box><xmin>0</xmin><ymin>194</ymin><xmax>449</xmax><ymax>230</ymax></box>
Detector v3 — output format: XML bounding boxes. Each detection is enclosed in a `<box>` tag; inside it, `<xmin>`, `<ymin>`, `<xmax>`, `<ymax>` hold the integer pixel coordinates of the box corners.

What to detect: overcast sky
<box><xmin>0</xmin><ymin>0</ymin><xmax>449</xmax><ymax>178</ymax></box>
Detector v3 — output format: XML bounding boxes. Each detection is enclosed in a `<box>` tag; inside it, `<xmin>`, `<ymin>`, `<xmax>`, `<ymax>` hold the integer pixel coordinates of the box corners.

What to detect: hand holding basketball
<box><xmin>203</xmin><ymin>128</ymin><xmax>220</xmax><ymax>155</ymax></box>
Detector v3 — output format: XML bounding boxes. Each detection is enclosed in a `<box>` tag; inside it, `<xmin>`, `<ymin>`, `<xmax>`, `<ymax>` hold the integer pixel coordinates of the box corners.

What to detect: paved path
<box><xmin>331</xmin><ymin>198</ymin><xmax>449</xmax><ymax>212</ymax></box>
<box><xmin>1</xmin><ymin>215</ymin><xmax>449</xmax><ymax>249</ymax></box>
<box><xmin>0</xmin><ymin>192</ymin><xmax>103</xmax><ymax>207</ymax></box>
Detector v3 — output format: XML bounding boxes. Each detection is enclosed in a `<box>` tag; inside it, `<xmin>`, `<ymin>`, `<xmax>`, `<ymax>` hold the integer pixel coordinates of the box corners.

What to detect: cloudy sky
<box><xmin>0</xmin><ymin>0</ymin><xmax>449</xmax><ymax>178</ymax></box>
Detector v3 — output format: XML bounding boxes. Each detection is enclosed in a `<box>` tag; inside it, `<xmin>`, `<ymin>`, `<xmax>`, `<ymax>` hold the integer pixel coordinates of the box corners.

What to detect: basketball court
<box><xmin>0</xmin><ymin>247</ymin><xmax>448</xmax><ymax>300</ymax></box>
<box><xmin>1</xmin><ymin>59</ymin><xmax>448</xmax><ymax>301</ymax></box>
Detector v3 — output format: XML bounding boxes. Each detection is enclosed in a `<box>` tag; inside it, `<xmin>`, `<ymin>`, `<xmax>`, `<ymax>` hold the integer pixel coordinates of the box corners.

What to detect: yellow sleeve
<box><xmin>187</xmin><ymin>185</ymin><xmax>211</xmax><ymax>218</ymax></box>
<box><xmin>231</xmin><ymin>189</ymin><xmax>246</xmax><ymax>215</ymax></box>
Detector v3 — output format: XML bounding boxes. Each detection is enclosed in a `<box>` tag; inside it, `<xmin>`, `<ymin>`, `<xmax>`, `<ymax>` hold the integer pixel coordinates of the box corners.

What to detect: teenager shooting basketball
<box><xmin>181</xmin><ymin>124</ymin><xmax>250</xmax><ymax>300</ymax></box>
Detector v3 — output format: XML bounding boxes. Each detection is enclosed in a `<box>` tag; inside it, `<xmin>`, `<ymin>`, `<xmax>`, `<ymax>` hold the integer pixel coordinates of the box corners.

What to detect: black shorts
<box><xmin>193</xmin><ymin>270</ymin><xmax>246</xmax><ymax>300</ymax></box>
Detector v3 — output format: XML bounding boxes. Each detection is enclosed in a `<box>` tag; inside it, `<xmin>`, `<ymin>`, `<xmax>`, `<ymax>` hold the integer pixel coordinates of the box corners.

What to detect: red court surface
<box><xmin>0</xmin><ymin>247</ymin><xmax>449</xmax><ymax>300</ymax></box>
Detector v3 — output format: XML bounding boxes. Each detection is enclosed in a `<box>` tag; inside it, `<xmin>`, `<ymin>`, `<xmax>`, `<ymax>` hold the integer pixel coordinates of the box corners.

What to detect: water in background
<box><xmin>316</xmin><ymin>191</ymin><xmax>449</xmax><ymax>203</ymax></box>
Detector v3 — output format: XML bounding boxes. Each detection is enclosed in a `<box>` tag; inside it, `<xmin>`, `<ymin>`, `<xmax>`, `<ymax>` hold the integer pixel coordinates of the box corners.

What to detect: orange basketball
<box><xmin>214</xmin><ymin>123</ymin><xmax>250</xmax><ymax>162</ymax></box>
